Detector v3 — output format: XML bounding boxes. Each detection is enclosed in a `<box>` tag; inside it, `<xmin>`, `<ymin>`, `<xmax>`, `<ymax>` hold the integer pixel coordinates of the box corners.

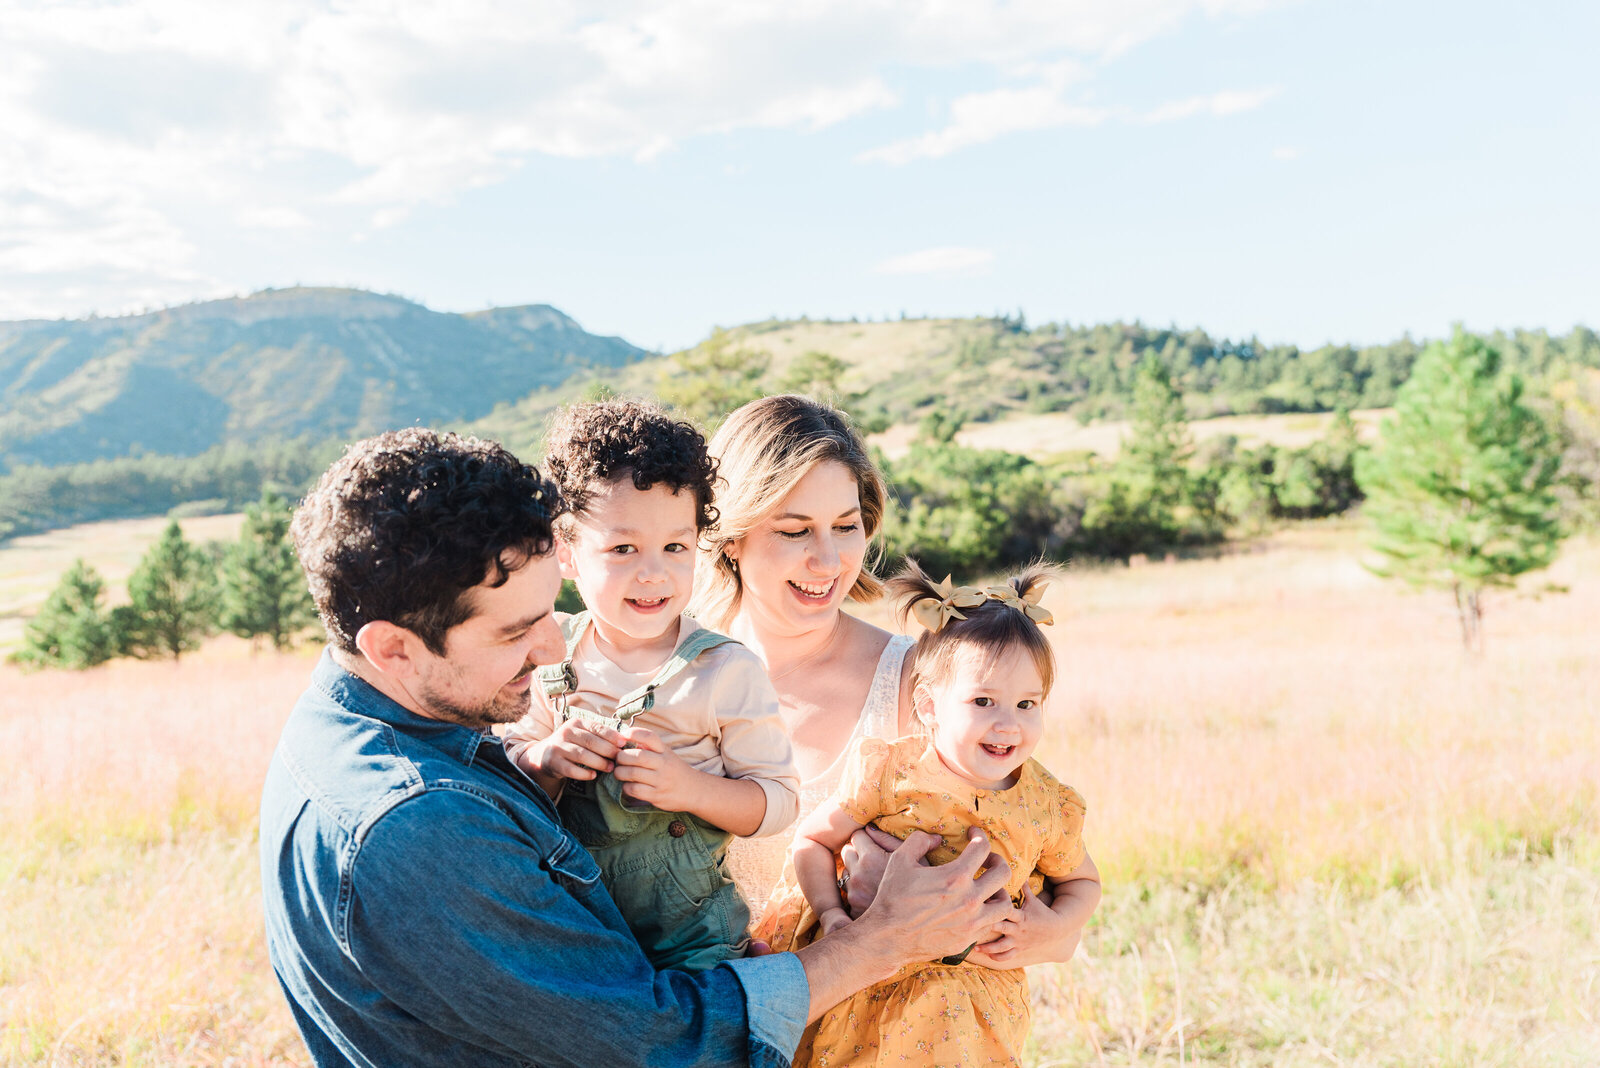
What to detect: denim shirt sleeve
<box><xmin>723</xmin><ymin>955</ymin><xmax>809</xmax><ymax>1066</ymax></box>
<box><xmin>344</xmin><ymin>786</ymin><xmax>804</xmax><ymax>1067</ymax></box>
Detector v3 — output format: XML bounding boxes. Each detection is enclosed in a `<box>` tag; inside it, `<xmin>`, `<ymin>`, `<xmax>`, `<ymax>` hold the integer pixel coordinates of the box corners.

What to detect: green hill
<box><xmin>461</xmin><ymin>315</ymin><xmax>1600</xmax><ymax>458</ymax></box>
<box><xmin>0</xmin><ymin>287</ymin><xmax>648</xmax><ymax>472</ymax></box>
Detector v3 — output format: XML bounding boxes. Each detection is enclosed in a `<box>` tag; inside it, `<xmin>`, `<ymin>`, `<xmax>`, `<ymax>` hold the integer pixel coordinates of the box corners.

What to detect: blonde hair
<box><xmin>693</xmin><ymin>395</ymin><xmax>886</xmax><ymax>629</ymax></box>
<box><xmin>887</xmin><ymin>558</ymin><xmax>1060</xmax><ymax>707</ymax></box>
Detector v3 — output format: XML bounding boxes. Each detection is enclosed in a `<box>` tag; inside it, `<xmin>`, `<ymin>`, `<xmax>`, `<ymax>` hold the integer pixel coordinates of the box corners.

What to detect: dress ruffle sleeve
<box><xmin>834</xmin><ymin>735</ymin><xmax>897</xmax><ymax>828</ymax></box>
<box><xmin>1034</xmin><ymin>781</ymin><xmax>1088</xmax><ymax>879</ymax></box>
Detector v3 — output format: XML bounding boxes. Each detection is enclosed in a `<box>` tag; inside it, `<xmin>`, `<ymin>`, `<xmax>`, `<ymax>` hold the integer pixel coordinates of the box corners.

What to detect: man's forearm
<box><xmin>792</xmin><ymin>911</ymin><xmax>903</xmax><ymax>1023</ymax></box>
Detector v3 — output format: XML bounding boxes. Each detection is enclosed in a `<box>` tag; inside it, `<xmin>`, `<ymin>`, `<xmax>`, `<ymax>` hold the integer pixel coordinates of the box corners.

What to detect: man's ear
<box><xmin>355</xmin><ymin>620</ymin><xmax>424</xmax><ymax>680</ymax></box>
<box><xmin>554</xmin><ymin>537</ymin><xmax>579</xmax><ymax>581</ymax></box>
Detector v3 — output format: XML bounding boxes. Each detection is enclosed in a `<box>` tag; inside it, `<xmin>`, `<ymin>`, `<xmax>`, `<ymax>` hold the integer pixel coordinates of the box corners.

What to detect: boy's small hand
<box><xmin>524</xmin><ymin>719</ymin><xmax>626</xmax><ymax>782</ymax></box>
<box><xmin>613</xmin><ymin>726</ymin><xmax>697</xmax><ymax>810</ymax></box>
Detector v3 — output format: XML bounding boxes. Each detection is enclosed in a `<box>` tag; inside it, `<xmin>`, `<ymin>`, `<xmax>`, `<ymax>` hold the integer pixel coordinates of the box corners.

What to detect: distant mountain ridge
<box><xmin>0</xmin><ymin>287</ymin><xmax>648</xmax><ymax>471</ymax></box>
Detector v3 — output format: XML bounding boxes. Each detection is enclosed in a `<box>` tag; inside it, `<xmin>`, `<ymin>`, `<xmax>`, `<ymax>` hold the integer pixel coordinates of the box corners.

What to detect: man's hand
<box><xmin>518</xmin><ymin>719</ymin><xmax>625</xmax><ymax>791</ymax></box>
<box><xmin>966</xmin><ymin>884</ymin><xmax>1081</xmax><ymax>969</ymax></box>
<box><xmin>795</xmin><ymin>828</ymin><xmax>1017</xmax><ymax>1021</ymax></box>
<box><xmin>613</xmin><ymin>727</ymin><xmax>699</xmax><ymax>811</ymax></box>
<box><xmin>858</xmin><ymin>828</ymin><xmax>1015</xmax><ymax>964</ymax></box>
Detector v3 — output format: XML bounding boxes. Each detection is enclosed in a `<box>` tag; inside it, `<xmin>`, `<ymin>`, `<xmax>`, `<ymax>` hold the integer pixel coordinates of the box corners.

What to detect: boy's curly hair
<box><xmin>291</xmin><ymin>428</ymin><xmax>561</xmax><ymax>656</ymax></box>
<box><xmin>544</xmin><ymin>400</ymin><xmax>719</xmax><ymax>533</ymax></box>
<box><xmin>887</xmin><ymin>558</ymin><xmax>1061</xmax><ymax>704</ymax></box>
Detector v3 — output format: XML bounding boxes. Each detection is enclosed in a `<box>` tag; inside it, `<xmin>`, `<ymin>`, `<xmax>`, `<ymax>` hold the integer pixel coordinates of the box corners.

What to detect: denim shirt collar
<box><xmin>310</xmin><ymin>648</ymin><xmax>494</xmax><ymax>768</ymax></box>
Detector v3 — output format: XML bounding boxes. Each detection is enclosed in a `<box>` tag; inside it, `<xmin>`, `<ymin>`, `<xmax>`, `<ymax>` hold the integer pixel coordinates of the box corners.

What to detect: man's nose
<box><xmin>530</xmin><ymin>616</ymin><xmax>565</xmax><ymax>664</ymax></box>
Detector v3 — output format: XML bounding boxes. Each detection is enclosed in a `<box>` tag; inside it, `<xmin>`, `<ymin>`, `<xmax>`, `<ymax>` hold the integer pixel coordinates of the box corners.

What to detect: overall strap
<box><xmin>536</xmin><ymin>612</ymin><xmax>591</xmax><ymax>711</ymax></box>
<box><xmin>613</xmin><ymin>626</ymin><xmax>739</xmax><ymax>725</ymax></box>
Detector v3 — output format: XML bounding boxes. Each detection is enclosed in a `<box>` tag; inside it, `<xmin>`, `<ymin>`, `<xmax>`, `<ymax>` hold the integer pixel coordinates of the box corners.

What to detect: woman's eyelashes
<box><xmin>775</xmin><ymin>523</ymin><xmax>858</xmax><ymax>539</ymax></box>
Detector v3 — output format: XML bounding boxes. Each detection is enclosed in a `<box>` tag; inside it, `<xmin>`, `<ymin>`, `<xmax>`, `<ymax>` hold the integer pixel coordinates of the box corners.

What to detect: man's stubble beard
<box><xmin>415</xmin><ymin>661</ymin><xmax>538</xmax><ymax>732</ymax></box>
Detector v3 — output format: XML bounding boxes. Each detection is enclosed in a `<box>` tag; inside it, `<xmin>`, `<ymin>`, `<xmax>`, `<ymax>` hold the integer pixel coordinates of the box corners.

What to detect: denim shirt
<box><xmin>260</xmin><ymin>651</ymin><xmax>808</xmax><ymax>1067</ymax></box>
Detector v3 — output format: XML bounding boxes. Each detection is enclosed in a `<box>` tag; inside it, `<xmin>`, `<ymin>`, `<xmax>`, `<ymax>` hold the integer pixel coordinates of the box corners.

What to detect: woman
<box><xmin>695</xmin><ymin>395</ymin><xmax>1084</xmax><ymax>968</ymax></box>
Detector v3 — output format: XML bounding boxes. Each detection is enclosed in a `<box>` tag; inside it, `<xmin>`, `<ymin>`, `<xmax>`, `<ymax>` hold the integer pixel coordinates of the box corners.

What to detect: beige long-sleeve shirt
<box><xmin>503</xmin><ymin>614</ymin><xmax>800</xmax><ymax>840</ymax></box>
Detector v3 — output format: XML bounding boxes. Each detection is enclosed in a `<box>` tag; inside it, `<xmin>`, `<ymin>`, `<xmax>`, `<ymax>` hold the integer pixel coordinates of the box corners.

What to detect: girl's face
<box><xmin>725</xmin><ymin>460</ymin><xmax>868</xmax><ymax>639</ymax></box>
<box><xmin>917</xmin><ymin>644</ymin><xmax>1047</xmax><ymax>791</ymax></box>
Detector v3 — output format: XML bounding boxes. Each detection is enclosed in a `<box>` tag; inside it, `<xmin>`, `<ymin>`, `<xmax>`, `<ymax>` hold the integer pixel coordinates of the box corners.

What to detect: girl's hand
<box><xmin>838</xmin><ymin>824</ymin><xmax>913</xmax><ymax>915</ymax></box>
<box><xmin>818</xmin><ymin>907</ymin><xmax>852</xmax><ymax>937</ymax></box>
<box><xmin>965</xmin><ymin>884</ymin><xmax>1084</xmax><ymax>970</ymax></box>
<box><xmin>613</xmin><ymin>727</ymin><xmax>697</xmax><ymax>810</ymax></box>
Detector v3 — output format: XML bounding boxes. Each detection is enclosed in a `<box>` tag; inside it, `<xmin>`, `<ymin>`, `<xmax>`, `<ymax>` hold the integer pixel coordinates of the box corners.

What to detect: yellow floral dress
<box><xmin>754</xmin><ymin>735</ymin><xmax>1087</xmax><ymax>1067</ymax></box>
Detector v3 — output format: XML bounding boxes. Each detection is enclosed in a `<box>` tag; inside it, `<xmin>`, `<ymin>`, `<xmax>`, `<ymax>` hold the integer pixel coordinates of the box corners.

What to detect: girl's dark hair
<box><xmin>292</xmin><ymin>428</ymin><xmax>561</xmax><ymax>655</ymax></box>
<box><xmin>543</xmin><ymin>400</ymin><xmax>719</xmax><ymax>534</ymax></box>
<box><xmin>887</xmin><ymin>558</ymin><xmax>1061</xmax><ymax>704</ymax></box>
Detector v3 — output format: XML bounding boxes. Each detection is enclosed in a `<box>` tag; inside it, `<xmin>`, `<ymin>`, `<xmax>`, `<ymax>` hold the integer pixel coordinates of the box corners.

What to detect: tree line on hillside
<box><xmin>0</xmin><ymin>437</ymin><xmax>341</xmax><ymax>541</ymax></box>
<box><xmin>9</xmin><ymin>326</ymin><xmax>1596</xmax><ymax>665</ymax></box>
<box><xmin>662</xmin><ymin>327</ymin><xmax>1589</xmax><ymax>648</ymax></box>
<box><xmin>10</xmin><ymin>492</ymin><xmax>316</xmax><ymax>670</ymax></box>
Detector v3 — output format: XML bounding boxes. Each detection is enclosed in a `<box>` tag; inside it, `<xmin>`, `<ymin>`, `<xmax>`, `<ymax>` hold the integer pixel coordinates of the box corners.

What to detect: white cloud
<box><xmin>875</xmin><ymin>247</ymin><xmax>995</xmax><ymax>276</ymax></box>
<box><xmin>1141</xmin><ymin>86</ymin><xmax>1278</xmax><ymax>123</ymax></box>
<box><xmin>1272</xmin><ymin>145</ymin><xmax>1300</xmax><ymax>161</ymax></box>
<box><xmin>0</xmin><ymin>0</ymin><xmax>1285</xmax><ymax>318</ymax></box>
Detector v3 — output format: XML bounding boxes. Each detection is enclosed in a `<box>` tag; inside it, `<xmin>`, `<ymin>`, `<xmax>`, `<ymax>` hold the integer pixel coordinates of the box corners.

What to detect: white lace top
<box><xmin>730</xmin><ymin>633</ymin><xmax>916</xmax><ymax>916</ymax></box>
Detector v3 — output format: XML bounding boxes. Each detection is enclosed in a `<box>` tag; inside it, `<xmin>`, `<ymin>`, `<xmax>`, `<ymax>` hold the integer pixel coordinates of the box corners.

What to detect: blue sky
<box><xmin>2</xmin><ymin>0</ymin><xmax>1595</xmax><ymax>353</ymax></box>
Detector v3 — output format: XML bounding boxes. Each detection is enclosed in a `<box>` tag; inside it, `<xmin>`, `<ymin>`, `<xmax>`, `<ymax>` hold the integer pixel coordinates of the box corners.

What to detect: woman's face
<box><xmin>726</xmin><ymin>460</ymin><xmax>869</xmax><ymax>639</ymax></box>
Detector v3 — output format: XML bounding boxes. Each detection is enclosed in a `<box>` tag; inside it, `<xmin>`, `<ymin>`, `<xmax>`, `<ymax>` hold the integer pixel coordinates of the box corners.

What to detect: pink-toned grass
<box><xmin>3</xmin><ymin>528</ymin><xmax>1597</xmax><ymax>1065</ymax></box>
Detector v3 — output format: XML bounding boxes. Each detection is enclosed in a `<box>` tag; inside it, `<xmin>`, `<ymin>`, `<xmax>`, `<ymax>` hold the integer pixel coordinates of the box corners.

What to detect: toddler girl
<box><xmin>755</xmin><ymin>560</ymin><xmax>1100</xmax><ymax>1066</ymax></box>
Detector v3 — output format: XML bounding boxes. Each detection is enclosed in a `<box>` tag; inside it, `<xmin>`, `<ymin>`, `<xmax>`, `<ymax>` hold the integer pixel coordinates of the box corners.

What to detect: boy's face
<box><xmin>557</xmin><ymin>479</ymin><xmax>699</xmax><ymax>655</ymax></box>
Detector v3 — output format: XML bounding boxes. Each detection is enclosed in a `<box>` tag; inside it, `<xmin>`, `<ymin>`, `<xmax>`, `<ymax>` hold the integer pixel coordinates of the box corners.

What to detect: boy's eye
<box><xmin>973</xmin><ymin>696</ymin><xmax>993</xmax><ymax>707</ymax></box>
<box><xmin>665</xmin><ymin>542</ymin><xmax>689</xmax><ymax>553</ymax></box>
<box><xmin>1017</xmin><ymin>699</ymin><xmax>1036</xmax><ymax>710</ymax></box>
<box><xmin>609</xmin><ymin>544</ymin><xmax>636</xmax><ymax>555</ymax></box>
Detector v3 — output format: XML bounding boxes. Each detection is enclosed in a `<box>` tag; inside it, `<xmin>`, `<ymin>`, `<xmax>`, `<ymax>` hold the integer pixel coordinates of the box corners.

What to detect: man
<box><xmin>262</xmin><ymin>428</ymin><xmax>1013</xmax><ymax>1067</ymax></box>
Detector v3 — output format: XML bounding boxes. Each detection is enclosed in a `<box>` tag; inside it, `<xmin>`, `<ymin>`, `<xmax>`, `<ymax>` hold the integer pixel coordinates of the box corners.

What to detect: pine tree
<box><xmin>219</xmin><ymin>491</ymin><xmax>316</xmax><ymax>651</ymax></box>
<box><xmin>1355</xmin><ymin>330</ymin><xmax>1564</xmax><ymax>652</ymax></box>
<box><xmin>9</xmin><ymin>559</ymin><xmax>115</xmax><ymax>669</ymax></box>
<box><xmin>114</xmin><ymin>520</ymin><xmax>218</xmax><ymax>660</ymax></box>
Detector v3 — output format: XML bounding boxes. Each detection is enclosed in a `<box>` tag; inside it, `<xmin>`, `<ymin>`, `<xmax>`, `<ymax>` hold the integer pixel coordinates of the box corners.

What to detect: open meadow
<box><xmin>2</xmin><ymin>523</ymin><xmax>1597</xmax><ymax>1066</ymax></box>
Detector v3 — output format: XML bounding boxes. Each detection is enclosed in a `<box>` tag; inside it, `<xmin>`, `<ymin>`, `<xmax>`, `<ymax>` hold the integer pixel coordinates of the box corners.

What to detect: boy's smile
<box><xmin>557</xmin><ymin>479</ymin><xmax>700</xmax><ymax>663</ymax></box>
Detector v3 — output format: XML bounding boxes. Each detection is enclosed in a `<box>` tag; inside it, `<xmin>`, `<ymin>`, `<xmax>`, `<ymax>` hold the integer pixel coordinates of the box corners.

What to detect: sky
<box><xmin>2</xmin><ymin>0</ymin><xmax>1596</xmax><ymax>353</ymax></box>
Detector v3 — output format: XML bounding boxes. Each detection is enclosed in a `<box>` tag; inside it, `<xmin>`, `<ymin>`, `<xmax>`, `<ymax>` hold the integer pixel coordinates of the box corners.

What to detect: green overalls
<box><xmin>538</xmin><ymin>613</ymin><xmax>751</xmax><ymax>971</ymax></box>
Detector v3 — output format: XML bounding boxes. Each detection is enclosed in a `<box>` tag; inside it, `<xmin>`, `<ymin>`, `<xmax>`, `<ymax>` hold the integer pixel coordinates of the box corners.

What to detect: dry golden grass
<box><xmin>2</xmin><ymin>524</ymin><xmax>1597</xmax><ymax>1065</ymax></box>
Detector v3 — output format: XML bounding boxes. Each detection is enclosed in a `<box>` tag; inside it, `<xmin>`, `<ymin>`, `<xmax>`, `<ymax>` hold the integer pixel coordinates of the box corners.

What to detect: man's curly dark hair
<box><xmin>291</xmin><ymin>428</ymin><xmax>562</xmax><ymax>656</ymax></box>
<box><xmin>543</xmin><ymin>401</ymin><xmax>718</xmax><ymax>533</ymax></box>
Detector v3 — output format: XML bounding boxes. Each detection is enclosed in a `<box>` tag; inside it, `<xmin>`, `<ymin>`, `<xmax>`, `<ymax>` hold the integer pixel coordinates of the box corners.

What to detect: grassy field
<box><xmin>872</xmin><ymin>408</ymin><xmax>1390</xmax><ymax>462</ymax></box>
<box><xmin>2</xmin><ymin>523</ymin><xmax>1597</xmax><ymax>1065</ymax></box>
<box><xmin>0</xmin><ymin>514</ymin><xmax>244</xmax><ymax>654</ymax></box>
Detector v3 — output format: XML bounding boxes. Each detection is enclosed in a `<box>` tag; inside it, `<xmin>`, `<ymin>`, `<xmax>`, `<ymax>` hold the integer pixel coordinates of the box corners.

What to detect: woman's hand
<box><xmin>965</xmin><ymin>884</ymin><xmax>1085</xmax><ymax>970</ymax></box>
<box><xmin>838</xmin><ymin>824</ymin><xmax>911</xmax><ymax>915</ymax></box>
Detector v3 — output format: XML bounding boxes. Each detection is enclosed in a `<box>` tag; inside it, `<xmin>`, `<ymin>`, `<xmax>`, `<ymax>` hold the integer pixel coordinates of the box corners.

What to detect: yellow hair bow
<box><xmin>983</xmin><ymin>583</ymin><xmax>1054</xmax><ymax>626</ymax></box>
<box><xmin>910</xmin><ymin>575</ymin><xmax>987</xmax><ymax>633</ymax></box>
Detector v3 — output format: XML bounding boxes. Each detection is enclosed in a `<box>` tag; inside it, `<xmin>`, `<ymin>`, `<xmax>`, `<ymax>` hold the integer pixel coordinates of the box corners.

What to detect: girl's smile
<box><xmin>917</xmin><ymin>644</ymin><xmax>1046</xmax><ymax>792</ymax></box>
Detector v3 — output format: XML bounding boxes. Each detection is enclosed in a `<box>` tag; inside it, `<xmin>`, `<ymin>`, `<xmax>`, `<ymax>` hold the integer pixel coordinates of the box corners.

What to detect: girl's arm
<box><xmin>966</xmin><ymin>850</ymin><xmax>1101</xmax><ymax>970</ymax></box>
<box><xmin>791</xmin><ymin>801</ymin><xmax>871</xmax><ymax>936</ymax></box>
